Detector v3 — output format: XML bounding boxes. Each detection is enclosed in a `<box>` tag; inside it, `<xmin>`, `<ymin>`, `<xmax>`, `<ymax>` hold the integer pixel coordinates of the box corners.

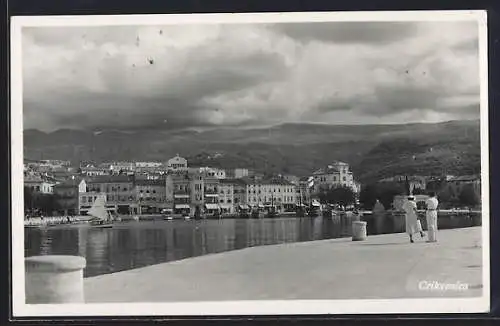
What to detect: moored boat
<box><xmin>88</xmin><ymin>194</ymin><xmax>115</xmax><ymax>228</ymax></box>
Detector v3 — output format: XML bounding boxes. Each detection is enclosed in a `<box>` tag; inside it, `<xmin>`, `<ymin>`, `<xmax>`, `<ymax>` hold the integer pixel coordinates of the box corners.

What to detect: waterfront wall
<box><xmin>24</xmin><ymin>215</ymin><xmax>91</xmax><ymax>226</ymax></box>
<box><xmin>361</xmin><ymin>210</ymin><xmax>482</xmax><ymax>235</ymax></box>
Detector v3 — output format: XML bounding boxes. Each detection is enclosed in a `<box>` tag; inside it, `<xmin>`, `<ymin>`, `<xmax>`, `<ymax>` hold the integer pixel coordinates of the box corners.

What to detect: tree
<box><xmin>322</xmin><ymin>186</ymin><xmax>356</xmax><ymax>209</ymax></box>
<box><xmin>359</xmin><ymin>184</ymin><xmax>378</xmax><ymax>210</ymax></box>
<box><xmin>458</xmin><ymin>184</ymin><xmax>480</xmax><ymax>207</ymax></box>
<box><xmin>412</xmin><ymin>187</ymin><xmax>425</xmax><ymax>195</ymax></box>
<box><xmin>24</xmin><ymin>186</ymin><xmax>60</xmax><ymax>216</ymax></box>
<box><xmin>24</xmin><ymin>186</ymin><xmax>34</xmax><ymax>213</ymax></box>
<box><xmin>373</xmin><ymin>182</ymin><xmax>406</xmax><ymax>210</ymax></box>
<box><xmin>404</xmin><ymin>176</ymin><xmax>411</xmax><ymax>196</ymax></box>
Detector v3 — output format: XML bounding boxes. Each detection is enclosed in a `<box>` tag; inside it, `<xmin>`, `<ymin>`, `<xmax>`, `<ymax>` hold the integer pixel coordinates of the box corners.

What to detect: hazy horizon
<box><xmin>23</xmin><ymin>117</ymin><xmax>480</xmax><ymax>133</ymax></box>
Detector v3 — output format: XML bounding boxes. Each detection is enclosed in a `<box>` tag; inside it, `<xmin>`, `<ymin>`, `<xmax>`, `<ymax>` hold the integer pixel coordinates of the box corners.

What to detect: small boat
<box><xmin>164</xmin><ymin>216</ymin><xmax>174</xmax><ymax>221</ymax></box>
<box><xmin>88</xmin><ymin>194</ymin><xmax>114</xmax><ymax>228</ymax></box>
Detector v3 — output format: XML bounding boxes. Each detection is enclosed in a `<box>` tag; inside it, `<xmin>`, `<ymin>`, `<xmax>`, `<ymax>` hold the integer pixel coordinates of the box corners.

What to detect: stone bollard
<box><xmin>352</xmin><ymin>221</ymin><xmax>367</xmax><ymax>241</ymax></box>
<box><xmin>25</xmin><ymin>255</ymin><xmax>86</xmax><ymax>304</ymax></box>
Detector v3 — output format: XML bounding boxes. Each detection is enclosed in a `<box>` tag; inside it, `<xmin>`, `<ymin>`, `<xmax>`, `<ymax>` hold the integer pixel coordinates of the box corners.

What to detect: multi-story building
<box><xmin>171</xmin><ymin>172</ymin><xmax>191</xmax><ymax>215</ymax></box>
<box><xmin>226</xmin><ymin>168</ymin><xmax>250</xmax><ymax>179</ymax></box>
<box><xmin>108</xmin><ymin>162</ymin><xmax>135</xmax><ymax>174</ymax></box>
<box><xmin>135</xmin><ymin>162</ymin><xmax>163</xmax><ymax>169</ymax></box>
<box><xmin>189</xmin><ymin>170</ymin><xmax>204</xmax><ymax>213</ymax></box>
<box><xmin>79</xmin><ymin>191</ymin><xmax>116</xmax><ymax>216</ymax></box>
<box><xmin>203</xmin><ymin>176</ymin><xmax>220</xmax><ymax>215</ymax></box>
<box><xmin>311</xmin><ymin>161</ymin><xmax>356</xmax><ymax>193</ymax></box>
<box><xmin>24</xmin><ymin>172</ymin><xmax>56</xmax><ymax>194</ymax></box>
<box><xmin>227</xmin><ymin>179</ymin><xmax>249</xmax><ymax>211</ymax></box>
<box><xmin>245</xmin><ymin>177</ymin><xmax>297</xmax><ymax>212</ymax></box>
<box><xmin>80</xmin><ymin>166</ymin><xmax>109</xmax><ymax>177</ymax></box>
<box><xmin>135</xmin><ymin>178</ymin><xmax>168</xmax><ymax>214</ymax></box>
<box><xmin>30</xmin><ymin>160</ymin><xmax>72</xmax><ymax>172</ymax></box>
<box><xmin>198</xmin><ymin>167</ymin><xmax>226</xmax><ymax>179</ymax></box>
<box><xmin>86</xmin><ymin>175</ymin><xmax>135</xmax><ymax>214</ymax></box>
<box><xmin>53</xmin><ymin>177</ymin><xmax>87</xmax><ymax>215</ymax></box>
<box><xmin>219</xmin><ymin>179</ymin><xmax>235</xmax><ymax>214</ymax></box>
<box><xmin>167</xmin><ymin>154</ymin><xmax>188</xmax><ymax>171</ymax></box>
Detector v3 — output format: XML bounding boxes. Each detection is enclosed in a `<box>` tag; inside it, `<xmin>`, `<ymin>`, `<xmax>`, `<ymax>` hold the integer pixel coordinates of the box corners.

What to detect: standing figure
<box><xmin>403</xmin><ymin>196</ymin><xmax>424</xmax><ymax>243</ymax></box>
<box><xmin>425</xmin><ymin>192</ymin><xmax>439</xmax><ymax>242</ymax></box>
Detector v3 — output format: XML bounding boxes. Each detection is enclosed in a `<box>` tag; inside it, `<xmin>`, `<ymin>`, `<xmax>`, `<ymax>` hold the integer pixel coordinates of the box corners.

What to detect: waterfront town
<box><xmin>23</xmin><ymin>154</ymin><xmax>482</xmax><ymax>222</ymax></box>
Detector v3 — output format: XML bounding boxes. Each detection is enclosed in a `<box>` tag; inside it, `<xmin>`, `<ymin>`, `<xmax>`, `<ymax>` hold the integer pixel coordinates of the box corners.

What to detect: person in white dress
<box><xmin>402</xmin><ymin>196</ymin><xmax>424</xmax><ymax>243</ymax></box>
<box><xmin>425</xmin><ymin>192</ymin><xmax>439</xmax><ymax>242</ymax></box>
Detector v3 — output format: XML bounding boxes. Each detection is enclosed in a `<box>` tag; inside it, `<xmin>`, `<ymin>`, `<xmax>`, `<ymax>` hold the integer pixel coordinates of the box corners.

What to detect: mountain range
<box><xmin>23</xmin><ymin>119</ymin><xmax>481</xmax><ymax>183</ymax></box>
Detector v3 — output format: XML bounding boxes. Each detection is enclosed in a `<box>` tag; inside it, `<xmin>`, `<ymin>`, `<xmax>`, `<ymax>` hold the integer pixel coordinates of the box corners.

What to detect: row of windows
<box><xmin>317</xmin><ymin>176</ymin><xmax>348</xmax><ymax>182</ymax></box>
<box><xmin>249</xmin><ymin>197</ymin><xmax>295</xmax><ymax>203</ymax></box>
<box><xmin>248</xmin><ymin>185</ymin><xmax>294</xmax><ymax>191</ymax></box>
<box><xmin>248</xmin><ymin>188</ymin><xmax>294</xmax><ymax>194</ymax></box>
<box><xmin>139</xmin><ymin>189</ymin><xmax>158</xmax><ymax>194</ymax></box>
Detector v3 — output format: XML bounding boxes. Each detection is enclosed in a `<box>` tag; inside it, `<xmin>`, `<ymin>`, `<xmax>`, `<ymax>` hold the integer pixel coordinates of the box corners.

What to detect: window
<box><xmin>343</xmin><ymin>177</ymin><xmax>346</xmax><ymax>181</ymax></box>
<box><xmin>152</xmin><ymin>190</ymin><xmax>156</xmax><ymax>194</ymax></box>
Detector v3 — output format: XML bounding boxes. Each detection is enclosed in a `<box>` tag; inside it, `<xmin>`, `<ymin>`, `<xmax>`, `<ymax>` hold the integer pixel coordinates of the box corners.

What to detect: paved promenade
<box><xmin>84</xmin><ymin>227</ymin><xmax>483</xmax><ymax>302</ymax></box>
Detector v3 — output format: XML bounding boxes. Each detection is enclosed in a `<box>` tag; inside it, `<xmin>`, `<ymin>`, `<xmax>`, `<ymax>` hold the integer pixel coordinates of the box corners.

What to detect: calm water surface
<box><xmin>25</xmin><ymin>217</ymin><xmax>353</xmax><ymax>277</ymax></box>
<box><xmin>25</xmin><ymin>214</ymin><xmax>479</xmax><ymax>278</ymax></box>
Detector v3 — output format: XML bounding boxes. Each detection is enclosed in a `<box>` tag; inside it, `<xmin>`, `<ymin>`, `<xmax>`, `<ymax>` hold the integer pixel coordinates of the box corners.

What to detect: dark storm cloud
<box><xmin>273</xmin><ymin>22</ymin><xmax>419</xmax><ymax>45</ymax></box>
<box><xmin>22</xmin><ymin>18</ymin><xmax>482</xmax><ymax>131</ymax></box>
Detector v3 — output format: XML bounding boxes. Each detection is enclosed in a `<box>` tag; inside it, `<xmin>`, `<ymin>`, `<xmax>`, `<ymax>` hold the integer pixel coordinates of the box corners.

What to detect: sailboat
<box><xmin>88</xmin><ymin>194</ymin><xmax>114</xmax><ymax>228</ymax></box>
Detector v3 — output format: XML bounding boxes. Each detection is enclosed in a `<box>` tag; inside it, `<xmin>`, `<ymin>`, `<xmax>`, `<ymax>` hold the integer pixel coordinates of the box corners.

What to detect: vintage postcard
<box><xmin>11</xmin><ymin>10</ymin><xmax>489</xmax><ymax>317</ymax></box>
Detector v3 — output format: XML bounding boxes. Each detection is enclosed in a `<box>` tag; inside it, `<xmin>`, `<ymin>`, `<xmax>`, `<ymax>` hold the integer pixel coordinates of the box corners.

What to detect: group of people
<box><xmin>403</xmin><ymin>192</ymin><xmax>439</xmax><ymax>243</ymax></box>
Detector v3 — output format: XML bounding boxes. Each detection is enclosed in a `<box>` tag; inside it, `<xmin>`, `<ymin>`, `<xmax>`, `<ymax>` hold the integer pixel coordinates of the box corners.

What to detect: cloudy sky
<box><xmin>22</xmin><ymin>19</ymin><xmax>480</xmax><ymax>131</ymax></box>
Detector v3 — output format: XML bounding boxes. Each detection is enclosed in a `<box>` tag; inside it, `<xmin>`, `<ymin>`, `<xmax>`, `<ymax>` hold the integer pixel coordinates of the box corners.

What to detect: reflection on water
<box><xmin>25</xmin><ymin>217</ymin><xmax>351</xmax><ymax>277</ymax></box>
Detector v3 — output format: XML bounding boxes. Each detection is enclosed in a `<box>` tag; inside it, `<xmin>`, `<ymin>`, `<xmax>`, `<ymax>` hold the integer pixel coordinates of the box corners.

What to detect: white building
<box><xmin>312</xmin><ymin>161</ymin><xmax>357</xmax><ymax>193</ymax></box>
<box><xmin>167</xmin><ymin>154</ymin><xmax>188</xmax><ymax>171</ymax></box>
<box><xmin>136</xmin><ymin>162</ymin><xmax>163</xmax><ymax>168</ymax></box>
<box><xmin>245</xmin><ymin>178</ymin><xmax>297</xmax><ymax>212</ymax></box>
<box><xmin>219</xmin><ymin>180</ymin><xmax>235</xmax><ymax>213</ymax></box>
<box><xmin>80</xmin><ymin>166</ymin><xmax>108</xmax><ymax>177</ymax></box>
<box><xmin>24</xmin><ymin>177</ymin><xmax>56</xmax><ymax>194</ymax></box>
<box><xmin>234</xmin><ymin>168</ymin><xmax>249</xmax><ymax>179</ymax></box>
<box><xmin>108</xmin><ymin>162</ymin><xmax>135</xmax><ymax>174</ymax></box>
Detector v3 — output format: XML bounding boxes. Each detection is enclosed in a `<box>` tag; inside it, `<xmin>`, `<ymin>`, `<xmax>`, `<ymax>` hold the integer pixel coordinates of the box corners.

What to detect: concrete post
<box><xmin>25</xmin><ymin>255</ymin><xmax>86</xmax><ymax>304</ymax></box>
<box><xmin>352</xmin><ymin>221</ymin><xmax>367</xmax><ymax>241</ymax></box>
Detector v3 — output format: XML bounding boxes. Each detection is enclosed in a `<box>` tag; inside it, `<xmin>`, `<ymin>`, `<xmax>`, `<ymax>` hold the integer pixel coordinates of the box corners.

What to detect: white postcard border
<box><xmin>10</xmin><ymin>10</ymin><xmax>490</xmax><ymax>317</ymax></box>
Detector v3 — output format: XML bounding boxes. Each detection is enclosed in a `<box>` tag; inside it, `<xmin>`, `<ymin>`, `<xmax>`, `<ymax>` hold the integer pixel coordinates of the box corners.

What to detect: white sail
<box><xmin>87</xmin><ymin>194</ymin><xmax>109</xmax><ymax>221</ymax></box>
